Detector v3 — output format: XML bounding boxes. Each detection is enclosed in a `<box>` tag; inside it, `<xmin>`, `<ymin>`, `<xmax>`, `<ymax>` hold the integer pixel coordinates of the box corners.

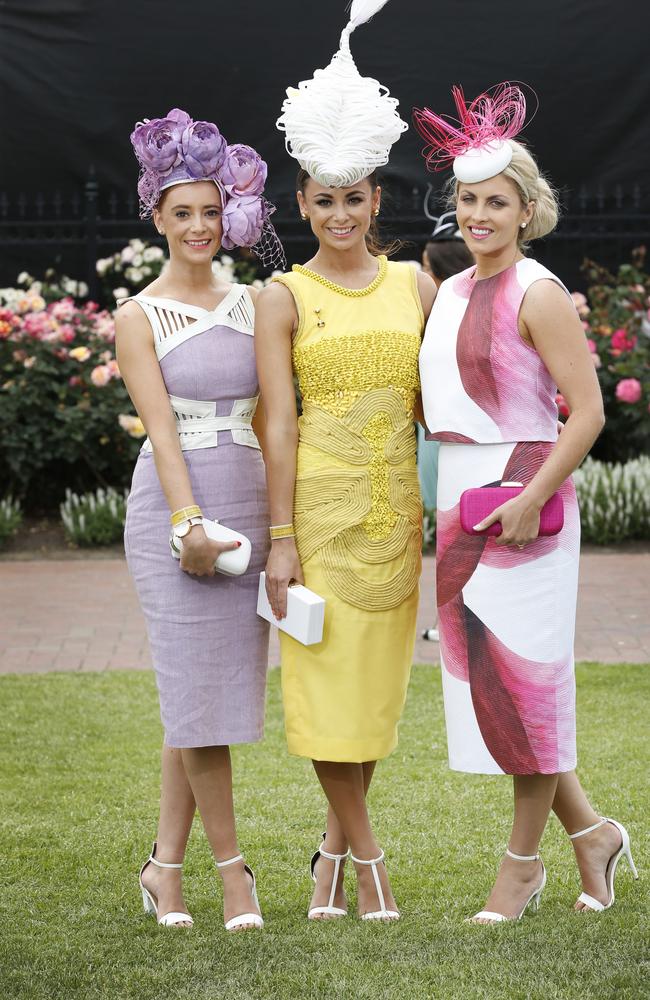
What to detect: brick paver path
<box><xmin>1</xmin><ymin>551</ymin><xmax>648</xmax><ymax>674</ymax></box>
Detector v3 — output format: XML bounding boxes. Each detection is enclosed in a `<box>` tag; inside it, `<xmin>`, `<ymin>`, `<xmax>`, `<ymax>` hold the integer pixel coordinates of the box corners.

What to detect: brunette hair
<box><xmin>423</xmin><ymin>239</ymin><xmax>473</xmax><ymax>283</ymax></box>
<box><xmin>296</xmin><ymin>169</ymin><xmax>401</xmax><ymax>257</ymax></box>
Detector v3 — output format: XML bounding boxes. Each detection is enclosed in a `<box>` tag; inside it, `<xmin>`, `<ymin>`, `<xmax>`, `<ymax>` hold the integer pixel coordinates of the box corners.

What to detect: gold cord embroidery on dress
<box><xmin>321</xmin><ymin>532</ymin><xmax>422</xmax><ymax>611</ymax></box>
<box><xmin>292</xmin><ymin>389</ymin><xmax>423</xmax><ymax>610</ymax></box>
<box><xmin>292</xmin><ymin>255</ymin><xmax>388</xmax><ymax>297</ymax></box>
<box><xmin>294</xmin><ymin>331</ymin><xmax>421</xmax><ymax>419</ymax></box>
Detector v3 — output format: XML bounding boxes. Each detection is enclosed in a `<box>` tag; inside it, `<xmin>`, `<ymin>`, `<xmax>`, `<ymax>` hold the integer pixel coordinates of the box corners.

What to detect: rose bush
<box><xmin>0</xmin><ymin>282</ymin><xmax>141</xmax><ymax>509</ymax></box>
<box><xmin>569</xmin><ymin>248</ymin><xmax>650</xmax><ymax>462</ymax></box>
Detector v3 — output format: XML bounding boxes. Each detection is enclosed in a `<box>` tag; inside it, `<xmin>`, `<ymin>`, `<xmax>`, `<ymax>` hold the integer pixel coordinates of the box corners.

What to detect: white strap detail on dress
<box><xmin>140</xmin><ymin>396</ymin><xmax>260</xmax><ymax>454</ymax></box>
<box><xmin>131</xmin><ymin>285</ymin><xmax>254</xmax><ymax>361</ymax></box>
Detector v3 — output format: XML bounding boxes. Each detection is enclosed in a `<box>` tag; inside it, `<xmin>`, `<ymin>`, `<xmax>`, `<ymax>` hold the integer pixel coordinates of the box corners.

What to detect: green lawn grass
<box><xmin>0</xmin><ymin>663</ymin><xmax>647</xmax><ymax>1000</ymax></box>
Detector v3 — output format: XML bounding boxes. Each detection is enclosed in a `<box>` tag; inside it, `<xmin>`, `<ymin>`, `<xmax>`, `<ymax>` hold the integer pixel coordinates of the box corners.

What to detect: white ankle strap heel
<box><xmin>470</xmin><ymin>848</ymin><xmax>546</xmax><ymax>924</ymax></box>
<box><xmin>308</xmin><ymin>835</ymin><xmax>350</xmax><ymax>919</ymax></box>
<box><xmin>139</xmin><ymin>841</ymin><xmax>194</xmax><ymax>928</ymax></box>
<box><xmin>350</xmin><ymin>850</ymin><xmax>400</xmax><ymax>922</ymax></box>
<box><xmin>569</xmin><ymin>817</ymin><xmax>638</xmax><ymax>912</ymax></box>
<box><xmin>216</xmin><ymin>853</ymin><xmax>264</xmax><ymax>931</ymax></box>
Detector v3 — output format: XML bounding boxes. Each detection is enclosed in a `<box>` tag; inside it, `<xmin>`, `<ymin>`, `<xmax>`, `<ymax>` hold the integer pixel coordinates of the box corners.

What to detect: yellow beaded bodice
<box><xmin>274</xmin><ymin>258</ymin><xmax>424</xmax><ymax>612</ymax></box>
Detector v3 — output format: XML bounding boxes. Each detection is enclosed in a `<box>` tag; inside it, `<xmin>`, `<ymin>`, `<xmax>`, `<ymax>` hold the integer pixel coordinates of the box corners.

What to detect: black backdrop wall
<box><xmin>2</xmin><ymin>0</ymin><xmax>650</xmax><ymax>287</ymax></box>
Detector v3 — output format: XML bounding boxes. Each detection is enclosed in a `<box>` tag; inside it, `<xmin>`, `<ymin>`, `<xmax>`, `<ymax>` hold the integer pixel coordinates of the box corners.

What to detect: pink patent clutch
<box><xmin>459</xmin><ymin>482</ymin><xmax>564</xmax><ymax>537</ymax></box>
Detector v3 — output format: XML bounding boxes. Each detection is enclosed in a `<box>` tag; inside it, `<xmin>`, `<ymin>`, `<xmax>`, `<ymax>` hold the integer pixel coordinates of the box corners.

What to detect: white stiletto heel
<box><xmin>139</xmin><ymin>841</ymin><xmax>194</xmax><ymax>928</ymax></box>
<box><xmin>570</xmin><ymin>817</ymin><xmax>639</xmax><ymax>912</ymax></box>
<box><xmin>308</xmin><ymin>834</ymin><xmax>349</xmax><ymax>919</ymax></box>
<box><xmin>470</xmin><ymin>849</ymin><xmax>546</xmax><ymax>924</ymax></box>
<box><xmin>350</xmin><ymin>850</ymin><xmax>400</xmax><ymax>922</ymax></box>
<box><xmin>216</xmin><ymin>854</ymin><xmax>264</xmax><ymax>931</ymax></box>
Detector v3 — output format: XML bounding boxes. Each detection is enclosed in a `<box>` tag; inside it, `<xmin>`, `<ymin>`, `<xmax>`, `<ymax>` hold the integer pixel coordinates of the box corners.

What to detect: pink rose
<box><xmin>592</xmin><ymin>353</ymin><xmax>602</xmax><ymax>368</ymax></box>
<box><xmin>586</xmin><ymin>338</ymin><xmax>597</xmax><ymax>353</ymax></box>
<box><xmin>50</xmin><ymin>298</ymin><xmax>76</xmax><ymax>322</ymax></box>
<box><xmin>615</xmin><ymin>378</ymin><xmax>642</xmax><ymax>404</ymax></box>
<box><xmin>555</xmin><ymin>392</ymin><xmax>570</xmax><ymax>418</ymax></box>
<box><xmin>90</xmin><ymin>364</ymin><xmax>111</xmax><ymax>387</ymax></box>
<box><xmin>68</xmin><ymin>375</ymin><xmax>82</xmax><ymax>388</ymax></box>
<box><xmin>59</xmin><ymin>325</ymin><xmax>76</xmax><ymax>344</ymax></box>
<box><xmin>610</xmin><ymin>328</ymin><xmax>637</xmax><ymax>355</ymax></box>
<box><xmin>106</xmin><ymin>359</ymin><xmax>120</xmax><ymax>377</ymax></box>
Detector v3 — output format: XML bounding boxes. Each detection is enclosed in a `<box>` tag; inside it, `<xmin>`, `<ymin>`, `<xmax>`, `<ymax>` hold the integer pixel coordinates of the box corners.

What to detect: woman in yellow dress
<box><xmin>255</xmin><ymin>2</ymin><xmax>435</xmax><ymax>921</ymax></box>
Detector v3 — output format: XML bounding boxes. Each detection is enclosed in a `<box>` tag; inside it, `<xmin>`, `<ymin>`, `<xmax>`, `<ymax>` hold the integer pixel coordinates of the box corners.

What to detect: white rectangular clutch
<box><xmin>256</xmin><ymin>572</ymin><xmax>325</xmax><ymax>646</ymax></box>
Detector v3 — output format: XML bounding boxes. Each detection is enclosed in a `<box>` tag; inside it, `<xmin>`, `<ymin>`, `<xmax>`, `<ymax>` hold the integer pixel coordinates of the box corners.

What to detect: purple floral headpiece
<box><xmin>130</xmin><ymin>108</ymin><xmax>285</xmax><ymax>269</ymax></box>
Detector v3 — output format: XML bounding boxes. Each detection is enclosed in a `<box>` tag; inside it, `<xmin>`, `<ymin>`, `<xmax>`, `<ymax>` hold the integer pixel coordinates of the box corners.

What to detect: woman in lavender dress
<box><xmin>116</xmin><ymin>109</ymin><xmax>284</xmax><ymax>932</ymax></box>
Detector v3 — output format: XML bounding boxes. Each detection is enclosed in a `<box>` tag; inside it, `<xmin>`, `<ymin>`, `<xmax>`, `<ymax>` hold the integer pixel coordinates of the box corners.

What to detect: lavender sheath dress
<box><xmin>123</xmin><ymin>286</ymin><xmax>270</xmax><ymax>748</ymax></box>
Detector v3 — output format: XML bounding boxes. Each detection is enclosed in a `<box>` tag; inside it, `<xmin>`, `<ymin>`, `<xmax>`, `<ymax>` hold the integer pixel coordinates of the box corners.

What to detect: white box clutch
<box><xmin>257</xmin><ymin>572</ymin><xmax>325</xmax><ymax>646</ymax></box>
<box><xmin>170</xmin><ymin>518</ymin><xmax>251</xmax><ymax>576</ymax></box>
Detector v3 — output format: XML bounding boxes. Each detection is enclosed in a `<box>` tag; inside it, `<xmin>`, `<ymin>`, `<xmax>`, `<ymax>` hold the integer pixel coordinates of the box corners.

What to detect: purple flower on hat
<box><xmin>166</xmin><ymin>108</ymin><xmax>192</xmax><ymax>143</ymax></box>
<box><xmin>221</xmin><ymin>195</ymin><xmax>265</xmax><ymax>249</ymax></box>
<box><xmin>180</xmin><ymin>121</ymin><xmax>227</xmax><ymax>178</ymax></box>
<box><xmin>130</xmin><ymin>118</ymin><xmax>182</xmax><ymax>175</ymax></box>
<box><xmin>221</xmin><ymin>144</ymin><xmax>267</xmax><ymax>197</ymax></box>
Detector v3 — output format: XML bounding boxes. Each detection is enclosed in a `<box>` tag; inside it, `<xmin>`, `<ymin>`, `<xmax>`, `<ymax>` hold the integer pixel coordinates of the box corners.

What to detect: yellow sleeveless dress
<box><xmin>273</xmin><ymin>256</ymin><xmax>424</xmax><ymax>762</ymax></box>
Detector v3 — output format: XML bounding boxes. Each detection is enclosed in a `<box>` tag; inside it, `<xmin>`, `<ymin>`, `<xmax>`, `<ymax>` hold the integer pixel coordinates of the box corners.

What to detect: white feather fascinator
<box><xmin>276</xmin><ymin>0</ymin><xmax>407</xmax><ymax>187</ymax></box>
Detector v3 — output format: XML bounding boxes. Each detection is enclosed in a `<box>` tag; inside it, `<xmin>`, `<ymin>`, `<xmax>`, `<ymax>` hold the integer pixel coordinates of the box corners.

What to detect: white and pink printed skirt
<box><xmin>435</xmin><ymin>441</ymin><xmax>580</xmax><ymax>775</ymax></box>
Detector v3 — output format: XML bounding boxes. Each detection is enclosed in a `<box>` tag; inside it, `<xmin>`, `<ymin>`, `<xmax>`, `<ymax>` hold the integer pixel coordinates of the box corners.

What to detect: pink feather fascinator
<box><xmin>413</xmin><ymin>83</ymin><xmax>533</xmax><ymax>183</ymax></box>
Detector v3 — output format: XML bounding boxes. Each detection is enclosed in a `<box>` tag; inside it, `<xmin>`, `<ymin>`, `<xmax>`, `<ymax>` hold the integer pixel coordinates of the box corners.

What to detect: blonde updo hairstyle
<box><xmin>450</xmin><ymin>140</ymin><xmax>560</xmax><ymax>247</ymax></box>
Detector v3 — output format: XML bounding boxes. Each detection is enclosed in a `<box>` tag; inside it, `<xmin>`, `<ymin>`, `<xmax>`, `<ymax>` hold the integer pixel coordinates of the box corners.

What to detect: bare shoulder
<box><xmin>245</xmin><ymin>284</ymin><xmax>259</xmax><ymax>305</ymax></box>
<box><xmin>415</xmin><ymin>268</ymin><xmax>437</xmax><ymax>314</ymax></box>
<box><xmin>522</xmin><ymin>278</ymin><xmax>573</xmax><ymax>316</ymax></box>
<box><xmin>114</xmin><ymin>299</ymin><xmax>152</xmax><ymax>342</ymax></box>
<box><xmin>257</xmin><ymin>279</ymin><xmax>296</xmax><ymax>315</ymax></box>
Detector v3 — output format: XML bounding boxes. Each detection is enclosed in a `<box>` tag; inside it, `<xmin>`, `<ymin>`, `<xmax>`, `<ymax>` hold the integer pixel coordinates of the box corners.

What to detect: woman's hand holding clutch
<box><xmin>265</xmin><ymin>539</ymin><xmax>304</xmax><ymax>620</ymax></box>
<box><xmin>180</xmin><ymin>525</ymin><xmax>241</xmax><ymax>577</ymax></box>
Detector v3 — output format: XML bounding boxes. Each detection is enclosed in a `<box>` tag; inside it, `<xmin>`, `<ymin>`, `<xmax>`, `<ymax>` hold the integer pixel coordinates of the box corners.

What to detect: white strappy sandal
<box><xmin>139</xmin><ymin>842</ymin><xmax>194</xmax><ymax>928</ymax></box>
<box><xmin>216</xmin><ymin>854</ymin><xmax>264</xmax><ymax>932</ymax></box>
<box><xmin>569</xmin><ymin>817</ymin><xmax>638</xmax><ymax>912</ymax></box>
<box><xmin>469</xmin><ymin>848</ymin><xmax>546</xmax><ymax>924</ymax></box>
<box><xmin>351</xmin><ymin>850</ymin><xmax>400</xmax><ymax>922</ymax></box>
<box><xmin>308</xmin><ymin>835</ymin><xmax>349</xmax><ymax>920</ymax></box>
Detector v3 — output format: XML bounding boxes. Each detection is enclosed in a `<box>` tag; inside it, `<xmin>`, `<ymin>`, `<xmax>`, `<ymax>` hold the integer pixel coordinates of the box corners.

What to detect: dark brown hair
<box><xmin>423</xmin><ymin>239</ymin><xmax>473</xmax><ymax>283</ymax></box>
<box><xmin>296</xmin><ymin>169</ymin><xmax>401</xmax><ymax>257</ymax></box>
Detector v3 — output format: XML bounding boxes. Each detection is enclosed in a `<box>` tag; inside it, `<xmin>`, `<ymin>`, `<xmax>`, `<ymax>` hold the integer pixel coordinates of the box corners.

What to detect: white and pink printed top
<box><xmin>419</xmin><ymin>257</ymin><xmax>569</xmax><ymax>444</ymax></box>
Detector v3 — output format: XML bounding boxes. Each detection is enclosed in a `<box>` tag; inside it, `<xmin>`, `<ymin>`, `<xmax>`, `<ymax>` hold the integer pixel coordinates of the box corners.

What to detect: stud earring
<box><xmin>373</xmin><ymin>209</ymin><xmax>380</xmax><ymax>217</ymax></box>
<box><xmin>301</xmin><ymin>214</ymin><xmax>309</xmax><ymax>221</ymax></box>
<box><xmin>520</xmin><ymin>222</ymin><xmax>527</xmax><ymax>229</ymax></box>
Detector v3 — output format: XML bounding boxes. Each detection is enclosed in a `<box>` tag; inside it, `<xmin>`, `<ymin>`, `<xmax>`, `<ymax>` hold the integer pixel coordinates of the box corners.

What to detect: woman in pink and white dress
<box><xmin>415</xmin><ymin>84</ymin><xmax>638</xmax><ymax>923</ymax></box>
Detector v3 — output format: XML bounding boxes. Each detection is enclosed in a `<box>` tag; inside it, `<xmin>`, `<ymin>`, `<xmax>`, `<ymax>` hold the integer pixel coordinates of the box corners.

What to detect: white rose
<box><xmin>78</xmin><ymin>282</ymin><xmax>88</xmax><ymax>297</ymax></box>
<box><xmin>125</xmin><ymin>267</ymin><xmax>143</xmax><ymax>283</ymax></box>
<box><xmin>132</xmin><ymin>253</ymin><xmax>143</xmax><ymax>267</ymax></box>
<box><xmin>143</xmin><ymin>246</ymin><xmax>164</xmax><ymax>262</ymax></box>
<box><xmin>113</xmin><ymin>287</ymin><xmax>130</xmax><ymax>301</ymax></box>
<box><xmin>17</xmin><ymin>271</ymin><xmax>32</xmax><ymax>286</ymax></box>
<box><xmin>131</xmin><ymin>239</ymin><xmax>145</xmax><ymax>252</ymax></box>
<box><xmin>121</xmin><ymin>246</ymin><xmax>135</xmax><ymax>264</ymax></box>
<box><xmin>96</xmin><ymin>258</ymin><xmax>110</xmax><ymax>276</ymax></box>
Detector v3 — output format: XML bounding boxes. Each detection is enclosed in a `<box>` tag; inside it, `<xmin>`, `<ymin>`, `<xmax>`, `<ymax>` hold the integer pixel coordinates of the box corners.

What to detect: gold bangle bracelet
<box><xmin>171</xmin><ymin>505</ymin><xmax>202</xmax><ymax>526</ymax></box>
<box><xmin>269</xmin><ymin>523</ymin><xmax>295</xmax><ymax>540</ymax></box>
